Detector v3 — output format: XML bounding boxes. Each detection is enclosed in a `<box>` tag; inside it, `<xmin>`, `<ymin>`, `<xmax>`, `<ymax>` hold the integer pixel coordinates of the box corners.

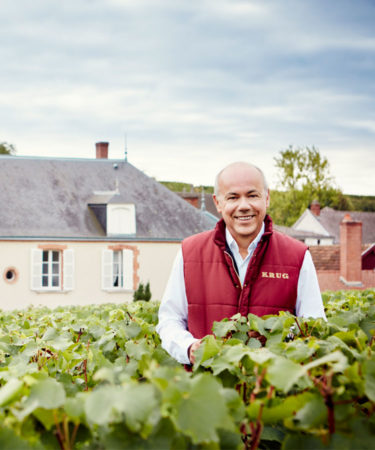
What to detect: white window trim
<box><xmin>102</xmin><ymin>248</ymin><xmax>134</xmax><ymax>292</ymax></box>
<box><xmin>31</xmin><ymin>248</ymin><xmax>75</xmax><ymax>293</ymax></box>
<box><xmin>106</xmin><ymin>203</ymin><xmax>136</xmax><ymax>236</ymax></box>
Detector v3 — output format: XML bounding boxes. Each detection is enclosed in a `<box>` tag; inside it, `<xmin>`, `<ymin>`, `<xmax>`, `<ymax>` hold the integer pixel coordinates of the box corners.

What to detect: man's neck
<box><xmin>236</xmin><ymin>238</ymin><xmax>252</xmax><ymax>259</ymax></box>
<box><xmin>225</xmin><ymin>223</ymin><xmax>265</xmax><ymax>260</ymax></box>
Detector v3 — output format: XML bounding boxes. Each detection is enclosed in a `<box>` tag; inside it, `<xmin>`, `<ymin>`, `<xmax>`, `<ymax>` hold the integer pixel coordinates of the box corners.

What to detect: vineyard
<box><xmin>0</xmin><ymin>290</ymin><xmax>374</xmax><ymax>449</ymax></box>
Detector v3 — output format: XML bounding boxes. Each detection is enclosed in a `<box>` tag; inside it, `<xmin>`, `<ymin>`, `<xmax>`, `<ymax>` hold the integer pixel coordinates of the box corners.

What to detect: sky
<box><xmin>1</xmin><ymin>0</ymin><xmax>374</xmax><ymax>196</ymax></box>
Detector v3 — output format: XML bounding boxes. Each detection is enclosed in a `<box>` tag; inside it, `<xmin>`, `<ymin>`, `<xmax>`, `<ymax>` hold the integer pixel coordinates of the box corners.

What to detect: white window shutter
<box><xmin>122</xmin><ymin>249</ymin><xmax>134</xmax><ymax>290</ymax></box>
<box><xmin>31</xmin><ymin>249</ymin><xmax>43</xmax><ymax>290</ymax></box>
<box><xmin>102</xmin><ymin>250</ymin><xmax>113</xmax><ymax>290</ymax></box>
<box><xmin>63</xmin><ymin>249</ymin><xmax>74</xmax><ymax>291</ymax></box>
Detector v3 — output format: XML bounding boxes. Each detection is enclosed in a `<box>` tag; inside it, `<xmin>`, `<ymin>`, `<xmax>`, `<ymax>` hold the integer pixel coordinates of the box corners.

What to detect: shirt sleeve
<box><xmin>295</xmin><ymin>250</ymin><xmax>327</xmax><ymax>320</ymax></box>
<box><xmin>156</xmin><ymin>249</ymin><xmax>199</xmax><ymax>364</ymax></box>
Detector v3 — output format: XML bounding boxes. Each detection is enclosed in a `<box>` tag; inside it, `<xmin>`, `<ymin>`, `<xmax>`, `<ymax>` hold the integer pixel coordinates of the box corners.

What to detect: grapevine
<box><xmin>0</xmin><ymin>289</ymin><xmax>373</xmax><ymax>449</ymax></box>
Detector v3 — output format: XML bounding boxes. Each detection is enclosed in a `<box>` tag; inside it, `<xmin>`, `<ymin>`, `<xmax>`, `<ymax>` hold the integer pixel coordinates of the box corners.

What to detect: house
<box><xmin>309</xmin><ymin>214</ymin><xmax>375</xmax><ymax>290</ymax></box>
<box><xmin>292</xmin><ymin>200</ymin><xmax>375</xmax><ymax>245</ymax></box>
<box><xmin>282</xmin><ymin>201</ymin><xmax>375</xmax><ymax>290</ymax></box>
<box><xmin>0</xmin><ymin>142</ymin><xmax>214</xmax><ymax>310</ymax></box>
<box><xmin>178</xmin><ymin>188</ymin><xmax>220</xmax><ymax>222</ymax></box>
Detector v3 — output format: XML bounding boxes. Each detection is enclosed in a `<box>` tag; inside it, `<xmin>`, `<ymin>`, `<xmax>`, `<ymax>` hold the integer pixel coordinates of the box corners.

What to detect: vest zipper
<box><xmin>224</xmin><ymin>250</ymin><xmax>242</xmax><ymax>288</ymax></box>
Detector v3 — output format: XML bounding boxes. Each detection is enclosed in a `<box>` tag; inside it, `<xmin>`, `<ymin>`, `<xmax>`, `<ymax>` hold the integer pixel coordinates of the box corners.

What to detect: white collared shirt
<box><xmin>225</xmin><ymin>223</ymin><xmax>264</xmax><ymax>286</ymax></box>
<box><xmin>156</xmin><ymin>226</ymin><xmax>326</xmax><ymax>364</ymax></box>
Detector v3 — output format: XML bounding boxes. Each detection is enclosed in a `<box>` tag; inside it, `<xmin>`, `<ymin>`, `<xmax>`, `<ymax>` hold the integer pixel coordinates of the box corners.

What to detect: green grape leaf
<box><xmin>212</xmin><ymin>319</ymin><xmax>236</xmax><ymax>338</ymax></box>
<box><xmin>267</xmin><ymin>357</ymin><xmax>308</xmax><ymax>393</ymax></box>
<box><xmin>84</xmin><ymin>386</ymin><xmax>121</xmax><ymax>425</ymax></box>
<box><xmin>64</xmin><ymin>394</ymin><xmax>86</xmax><ymax>422</ymax></box>
<box><xmin>209</xmin><ymin>344</ymin><xmax>252</xmax><ymax>376</ymax></box>
<box><xmin>116</xmin><ymin>383</ymin><xmax>160</xmax><ymax>437</ymax></box>
<box><xmin>0</xmin><ymin>378</ymin><xmax>23</xmax><ymax>407</ymax></box>
<box><xmin>123</xmin><ymin>322</ymin><xmax>142</xmax><ymax>339</ymax></box>
<box><xmin>32</xmin><ymin>408</ymin><xmax>56</xmax><ymax>430</ymax></box>
<box><xmin>125</xmin><ymin>339</ymin><xmax>150</xmax><ymax>360</ymax></box>
<box><xmin>303</xmin><ymin>350</ymin><xmax>348</xmax><ymax>373</ymax></box>
<box><xmin>248</xmin><ymin>347</ymin><xmax>275</xmax><ymax>365</ymax></box>
<box><xmin>0</xmin><ymin>426</ymin><xmax>39</xmax><ymax>450</ymax></box>
<box><xmin>174</xmin><ymin>373</ymin><xmax>233</xmax><ymax>444</ymax></box>
<box><xmin>286</xmin><ymin>396</ymin><xmax>327</xmax><ymax>430</ymax></box>
<box><xmin>247</xmin><ymin>392</ymin><xmax>314</xmax><ymax>424</ymax></box>
<box><xmin>363</xmin><ymin>358</ymin><xmax>375</xmax><ymax>402</ymax></box>
<box><xmin>194</xmin><ymin>335</ymin><xmax>221</xmax><ymax>367</ymax></box>
<box><xmin>282</xmin><ymin>433</ymin><xmax>326</xmax><ymax>450</ymax></box>
<box><xmin>26</xmin><ymin>378</ymin><xmax>66</xmax><ymax>410</ymax></box>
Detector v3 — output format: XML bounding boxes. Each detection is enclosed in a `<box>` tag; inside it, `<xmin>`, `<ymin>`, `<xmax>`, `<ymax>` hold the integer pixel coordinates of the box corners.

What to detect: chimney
<box><xmin>310</xmin><ymin>200</ymin><xmax>320</xmax><ymax>216</ymax></box>
<box><xmin>340</xmin><ymin>214</ymin><xmax>362</xmax><ymax>286</ymax></box>
<box><xmin>96</xmin><ymin>142</ymin><xmax>109</xmax><ymax>159</ymax></box>
<box><xmin>180</xmin><ymin>193</ymin><xmax>199</xmax><ymax>208</ymax></box>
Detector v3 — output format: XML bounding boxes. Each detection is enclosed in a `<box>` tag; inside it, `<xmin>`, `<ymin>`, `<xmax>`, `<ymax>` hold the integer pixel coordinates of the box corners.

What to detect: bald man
<box><xmin>156</xmin><ymin>162</ymin><xmax>325</xmax><ymax>364</ymax></box>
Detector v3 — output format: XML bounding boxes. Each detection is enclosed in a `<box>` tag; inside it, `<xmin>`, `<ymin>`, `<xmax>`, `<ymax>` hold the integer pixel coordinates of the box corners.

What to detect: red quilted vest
<box><xmin>182</xmin><ymin>216</ymin><xmax>307</xmax><ymax>338</ymax></box>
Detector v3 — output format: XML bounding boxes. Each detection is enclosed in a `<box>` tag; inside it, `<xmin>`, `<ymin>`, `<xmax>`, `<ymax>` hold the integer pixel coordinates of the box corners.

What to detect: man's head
<box><xmin>213</xmin><ymin>162</ymin><xmax>270</xmax><ymax>247</ymax></box>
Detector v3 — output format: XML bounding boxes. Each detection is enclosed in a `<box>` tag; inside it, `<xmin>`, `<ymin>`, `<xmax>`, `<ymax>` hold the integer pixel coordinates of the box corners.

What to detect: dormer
<box><xmin>107</xmin><ymin>202</ymin><xmax>136</xmax><ymax>236</ymax></box>
<box><xmin>88</xmin><ymin>190</ymin><xmax>136</xmax><ymax>236</ymax></box>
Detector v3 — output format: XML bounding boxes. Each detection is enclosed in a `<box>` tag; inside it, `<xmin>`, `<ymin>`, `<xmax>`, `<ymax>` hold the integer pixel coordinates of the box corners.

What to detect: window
<box><xmin>102</xmin><ymin>248</ymin><xmax>135</xmax><ymax>291</ymax></box>
<box><xmin>3</xmin><ymin>267</ymin><xmax>18</xmax><ymax>284</ymax></box>
<box><xmin>31</xmin><ymin>248</ymin><xmax>74</xmax><ymax>291</ymax></box>
<box><xmin>42</xmin><ymin>250</ymin><xmax>61</xmax><ymax>288</ymax></box>
<box><xmin>107</xmin><ymin>204</ymin><xmax>136</xmax><ymax>235</ymax></box>
<box><xmin>113</xmin><ymin>250</ymin><xmax>123</xmax><ymax>287</ymax></box>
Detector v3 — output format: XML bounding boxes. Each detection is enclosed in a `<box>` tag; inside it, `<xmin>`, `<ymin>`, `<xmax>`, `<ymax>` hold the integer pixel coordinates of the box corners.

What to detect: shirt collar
<box><xmin>225</xmin><ymin>222</ymin><xmax>265</xmax><ymax>255</ymax></box>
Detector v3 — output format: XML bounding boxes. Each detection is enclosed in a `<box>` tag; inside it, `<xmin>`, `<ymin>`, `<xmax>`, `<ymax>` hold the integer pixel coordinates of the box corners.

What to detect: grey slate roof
<box><xmin>316</xmin><ymin>207</ymin><xmax>375</xmax><ymax>244</ymax></box>
<box><xmin>177</xmin><ymin>191</ymin><xmax>221</xmax><ymax>218</ymax></box>
<box><xmin>0</xmin><ymin>155</ymin><xmax>214</xmax><ymax>240</ymax></box>
<box><xmin>273</xmin><ymin>224</ymin><xmax>328</xmax><ymax>241</ymax></box>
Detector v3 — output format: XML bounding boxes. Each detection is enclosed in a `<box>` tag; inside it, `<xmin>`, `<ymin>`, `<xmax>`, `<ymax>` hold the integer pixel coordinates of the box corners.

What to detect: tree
<box><xmin>133</xmin><ymin>282</ymin><xmax>152</xmax><ymax>302</ymax></box>
<box><xmin>274</xmin><ymin>145</ymin><xmax>333</xmax><ymax>193</ymax></box>
<box><xmin>270</xmin><ymin>146</ymin><xmax>351</xmax><ymax>226</ymax></box>
<box><xmin>0</xmin><ymin>141</ymin><xmax>16</xmax><ymax>155</ymax></box>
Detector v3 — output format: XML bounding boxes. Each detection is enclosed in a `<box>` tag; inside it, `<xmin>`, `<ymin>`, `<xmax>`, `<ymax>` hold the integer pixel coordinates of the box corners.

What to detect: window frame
<box><xmin>102</xmin><ymin>245</ymin><xmax>139</xmax><ymax>292</ymax></box>
<box><xmin>31</xmin><ymin>245</ymin><xmax>74</xmax><ymax>293</ymax></box>
<box><xmin>42</xmin><ymin>249</ymin><xmax>62</xmax><ymax>290</ymax></box>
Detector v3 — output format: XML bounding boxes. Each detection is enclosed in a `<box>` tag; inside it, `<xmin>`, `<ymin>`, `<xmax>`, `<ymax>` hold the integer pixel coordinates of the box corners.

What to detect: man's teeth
<box><xmin>237</xmin><ymin>215</ymin><xmax>254</xmax><ymax>221</ymax></box>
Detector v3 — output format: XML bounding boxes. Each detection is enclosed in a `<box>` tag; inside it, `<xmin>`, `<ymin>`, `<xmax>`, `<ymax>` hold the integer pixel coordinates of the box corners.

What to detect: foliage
<box><xmin>273</xmin><ymin>146</ymin><xmax>351</xmax><ymax>226</ymax></box>
<box><xmin>0</xmin><ymin>141</ymin><xmax>16</xmax><ymax>155</ymax></box>
<box><xmin>133</xmin><ymin>282</ymin><xmax>152</xmax><ymax>302</ymax></box>
<box><xmin>160</xmin><ymin>181</ymin><xmax>194</xmax><ymax>192</ymax></box>
<box><xmin>160</xmin><ymin>181</ymin><xmax>214</xmax><ymax>194</ymax></box>
<box><xmin>346</xmin><ymin>194</ymin><xmax>375</xmax><ymax>212</ymax></box>
<box><xmin>0</xmin><ymin>290</ymin><xmax>374</xmax><ymax>449</ymax></box>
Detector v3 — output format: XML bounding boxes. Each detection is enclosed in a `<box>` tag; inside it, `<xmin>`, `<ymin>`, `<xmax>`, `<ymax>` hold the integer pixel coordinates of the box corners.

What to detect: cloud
<box><xmin>0</xmin><ymin>0</ymin><xmax>374</xmax><ymax>195</ymax></box>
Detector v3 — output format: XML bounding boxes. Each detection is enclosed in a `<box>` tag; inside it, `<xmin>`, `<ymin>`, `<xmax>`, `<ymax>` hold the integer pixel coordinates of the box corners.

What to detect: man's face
<box><xmin>213</xmin><ymin>164</ymin><xmax>270</xmax><ymax>246</ymax></box>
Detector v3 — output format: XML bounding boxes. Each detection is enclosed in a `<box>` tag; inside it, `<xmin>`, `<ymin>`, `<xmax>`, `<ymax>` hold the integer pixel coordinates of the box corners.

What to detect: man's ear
<box><xmin>213</xmin><ymin>194</ymin><xmax>222</xmax><ymax>214</ymax></box>
<box><xmin>266</xmin><ymin>189</ymin><xmax>270</xmax><ymax>208</ymax></box>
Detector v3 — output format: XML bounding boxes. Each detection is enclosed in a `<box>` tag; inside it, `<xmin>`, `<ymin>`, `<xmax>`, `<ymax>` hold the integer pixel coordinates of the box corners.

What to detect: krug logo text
<box><xmin>262</xmin><ymin>272</ymin><xmax>289</xmax><ymax>279</ymax></box>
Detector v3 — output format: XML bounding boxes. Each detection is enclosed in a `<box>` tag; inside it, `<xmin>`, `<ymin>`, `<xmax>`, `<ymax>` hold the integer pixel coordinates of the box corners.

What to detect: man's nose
<box><xmin>238</xmin><ymin>196</ymin><xmax>251</xmax><ymax>209</ymax></box>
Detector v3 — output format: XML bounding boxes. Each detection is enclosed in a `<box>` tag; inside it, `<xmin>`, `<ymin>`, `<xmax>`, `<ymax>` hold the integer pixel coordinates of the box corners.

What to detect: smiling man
<box><xmin>157</xmin><ymin>162</ymin><xmax>326</xmax><ymax>365</ymax></box>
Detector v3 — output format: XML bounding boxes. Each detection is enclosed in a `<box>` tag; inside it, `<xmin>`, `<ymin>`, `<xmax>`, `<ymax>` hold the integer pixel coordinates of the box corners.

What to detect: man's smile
<box><xmin>235</xmin><ymin>214</ymin><xmax>256</xmax><ymax>221</ymax></box>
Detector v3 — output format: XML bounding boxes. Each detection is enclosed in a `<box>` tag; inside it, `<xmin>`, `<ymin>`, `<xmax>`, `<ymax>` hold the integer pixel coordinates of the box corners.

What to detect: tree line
<box><xmin>162</xmin><ymin>145</ymin><xmax>374</xmax><ymax>226</ymax></box>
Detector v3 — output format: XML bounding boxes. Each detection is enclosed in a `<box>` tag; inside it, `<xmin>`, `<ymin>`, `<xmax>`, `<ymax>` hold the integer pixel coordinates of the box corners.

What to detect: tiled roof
<box><xmin>0</xmin><ymin>155</ymin><xmax>214</xmax><ymax>240</ymax></box>
<box><xmin>178</xmin><ymin>191</ymin><xmax>221</xmax><ymax>219</ymax></box>
<box><xmin>199</xmin><ymin>194</ymin><xmax>221</xmax><ymax>218</ymax></box>
<box><xmin>318</xmin><ymin>207</ymin><xmax>375</xmax><ymax>244</ymax></box>
<box><xmin>274</xmin><ymin>224</ymin><xmax>327</xmax><ymax>240</ymax></box>
<box><xmin>309</xmin><ymin>245</ymin><xmax>340</xmax><ymax>270</ymax></box>
<box><xmin>309</xmin><ymin>244</ymin><xmax>371</xmax><ymax>271</ymax></box>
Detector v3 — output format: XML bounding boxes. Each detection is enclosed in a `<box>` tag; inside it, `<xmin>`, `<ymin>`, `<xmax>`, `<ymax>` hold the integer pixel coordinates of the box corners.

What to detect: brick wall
<box><xmin>340</xmin><ymin>215</ymin><xmax>362</xmax><ymax>283</ymax></box>
<box><xmin>312</xmin><ymin>214</ymin><xmax>375</xmax><ymax>292</ymax></box>
<box><xmin>317</xmin><ymin>270</ymin><xmax>375</xmax><ymax>291</ymax></box>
